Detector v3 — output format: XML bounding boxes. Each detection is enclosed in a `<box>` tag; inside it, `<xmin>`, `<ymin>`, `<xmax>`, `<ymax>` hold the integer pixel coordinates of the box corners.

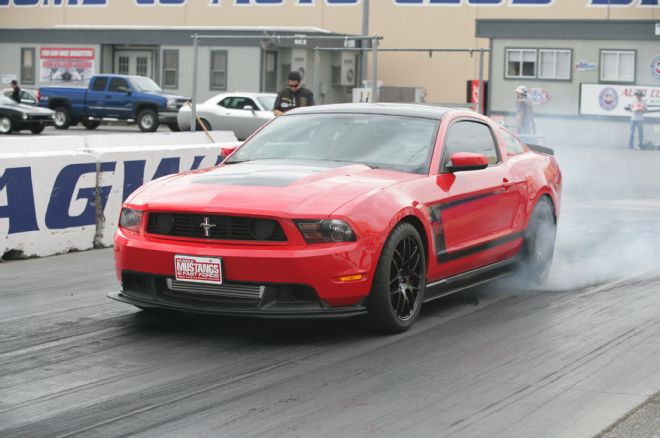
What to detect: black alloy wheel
<box><xmin>517</xmin><ymin>197</ymin><xmax>556</xmax><ymax>285</ymax></box>
<box><xmin>368</xmin><ymin>223</ymin><xmax>426</xmax><ymax>333</ymax></box>
<box><xmin>53</xmin><ymin>106</ymin><xmax>72</xmax><ymax>129</ymax></box>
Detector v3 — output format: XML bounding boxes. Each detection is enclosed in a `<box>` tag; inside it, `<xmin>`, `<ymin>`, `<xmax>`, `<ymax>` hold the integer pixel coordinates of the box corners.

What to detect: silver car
<box><xmin>178</xmin><ymin>92</ymin><xmax>276</xmax><ymax>140</ymax></box>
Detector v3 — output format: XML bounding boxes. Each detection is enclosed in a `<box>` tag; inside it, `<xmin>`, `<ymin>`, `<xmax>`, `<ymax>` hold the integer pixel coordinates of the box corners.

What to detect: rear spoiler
<box><xmin>527</xmin><ymin>143</ymin><xmax>554</xmax><ymax>156</ymax></box>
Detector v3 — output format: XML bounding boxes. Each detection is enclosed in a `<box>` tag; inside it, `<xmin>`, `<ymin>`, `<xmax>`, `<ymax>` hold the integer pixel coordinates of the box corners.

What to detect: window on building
<box><xmin>21</xmin><ymin>48</ymin><xmax>35</xmax><ymax>85</ymax></box>
<box><xmin>162</xmin><ymin>50</ymin><xmax>179</xmax><ymax>89</ymax></box>
<box><xmin>538</xmin><ymin>49</ymin><xmax>571</xmax><ymax>80</ymax></box>
<box><xmin>441</xmin><ymin>120</ymin><xmax>499</xmax><ymax>172</ymax></box>
<box><xmin>506</xmin><ymin>49</ymin><xmax>536</xmax><ymax>79</ymax></box>
<box><xmin>600</xmin><ymin>50</ymin><xmax>635</xmax><ymax>83</ymax></box>
<box><xmin>265</xmin><ymin>51</ymin><xmax>277</xmax><ymax>92</ymax></box>
<box><xmin>117</xmin><ymin>56</ymin><xmax>129</xmax><ymax>75</ymax></box>
<box><xmin>210</xmin><ymin>50</ymin><xmax>228</xmax><ymax>90</ymax></box>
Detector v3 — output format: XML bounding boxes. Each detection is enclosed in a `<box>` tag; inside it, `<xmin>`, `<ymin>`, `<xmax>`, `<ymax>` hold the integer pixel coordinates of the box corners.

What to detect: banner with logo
<box><xmin>40</xmin><ymin>47</ymin><xmax>96</xmax><ymax>84</ymax></box>
<box><xmin>579</xmin><ymin>83</ymin><xmax>660</xmax><ymax>119</ymax></box>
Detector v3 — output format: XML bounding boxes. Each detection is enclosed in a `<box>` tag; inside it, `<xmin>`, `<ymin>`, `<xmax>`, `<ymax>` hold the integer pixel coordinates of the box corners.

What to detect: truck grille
<box><xmin>147</xmin><ymin>213</ymin><xmax>287</xmax><ymax>242</ymax></box>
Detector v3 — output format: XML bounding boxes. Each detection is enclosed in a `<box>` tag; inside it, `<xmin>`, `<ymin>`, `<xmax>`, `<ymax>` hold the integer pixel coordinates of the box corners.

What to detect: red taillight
<box><xmin>36</xmin><ymin>90</ymin><xmax>40</xmax><ymax>101</ymax></box>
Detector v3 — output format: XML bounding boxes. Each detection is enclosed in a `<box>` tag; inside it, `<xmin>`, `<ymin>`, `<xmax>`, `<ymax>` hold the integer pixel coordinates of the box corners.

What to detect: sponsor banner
<box><xmin>0</xmin><ymin>132</ymin><xmax>238</xmax><ymax>258</ymax></box>
<box><xmin>528</xmin><ymin>87</ymin><xmax>550</xmax><ymax>106</ymax></box>
<box><xmin>650</xmin><ymin>54</ymin><xmax>660</xmax><ymax>81</ymax></box>
<box><xmin>579</xmin><ymin>83</ymin><xmax>660</xmax><ymax>119</ymax></box>
<box><xmin>40</xmin><ymin>47</ymin><xmax>96</xmax><ymax>84</ymax></box>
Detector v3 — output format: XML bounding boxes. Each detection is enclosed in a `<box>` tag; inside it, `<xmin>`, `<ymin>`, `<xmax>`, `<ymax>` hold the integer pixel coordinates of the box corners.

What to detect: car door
<box><xmin>104</xmin><ymin>77</ymin><xmax>134</xmax><ymax>119</ymax></box>
<box><xmin>85</xmin><ymin>76</ymin><xmax>109</xmax><ymax>119</ymax></box>
<box><xmin>213</xmin><ymin>96</ymin><xmax>263</xmax><ymax>139</ymax></box>
<box><xmin>426</xmin><ymin>118</ymin><xmax>526</xmax><ymax>281</ymax></box>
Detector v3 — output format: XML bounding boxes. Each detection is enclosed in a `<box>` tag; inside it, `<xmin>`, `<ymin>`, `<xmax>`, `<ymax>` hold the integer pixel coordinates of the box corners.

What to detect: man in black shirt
<box><xmin>9</xmin><ymin>80</ymin><xmax>21</xmax><ymax>103</ymax></box>
<box><xmin>273</xmin><ymin>71</ymin><xmax>315</xmax><ymax>116</ymax></box>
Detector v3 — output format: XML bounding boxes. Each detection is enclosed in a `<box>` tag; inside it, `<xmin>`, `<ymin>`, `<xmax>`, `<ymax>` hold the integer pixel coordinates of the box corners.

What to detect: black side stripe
<box><xmin>436</xmin><ymin>231</ymin><xmax>524</xmax><ymax>263</ymax></box>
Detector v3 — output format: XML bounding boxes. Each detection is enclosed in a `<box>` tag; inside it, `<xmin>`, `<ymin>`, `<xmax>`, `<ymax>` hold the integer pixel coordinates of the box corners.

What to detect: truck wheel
<box><xmin>0</xmin><ymin>116</ymin><xmax>13</xmax><ymax>134</ymax></box>
<box><xmin>167</xmin><ymin>122</ymin><xmax>180</xmax><ymax>132</ymax></box>
<box><xmin>53</xmin><ymin>107</ymin><xmax>72</xmax><ymax>129</ymax></box>
<box><xmin>30</xmin><ymin>125</ymin><xmax>45</xmax><ymax>134</ymax></box>
<box><xmin>82</xmin><ymin>120</ymin><xmax>101</xmax><ymax>130</ymax></box>
<box><xmin>137</xmin><ymin>109</ymin><xmax>158</xmax><ymax>132</ymax></box>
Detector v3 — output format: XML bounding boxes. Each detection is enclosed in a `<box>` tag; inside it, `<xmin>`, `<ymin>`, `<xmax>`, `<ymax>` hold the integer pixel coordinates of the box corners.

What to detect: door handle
<box><xmin>502</xmin><ymin>178</ymin><xmax>514</xmax><ymax>190</ymax></box>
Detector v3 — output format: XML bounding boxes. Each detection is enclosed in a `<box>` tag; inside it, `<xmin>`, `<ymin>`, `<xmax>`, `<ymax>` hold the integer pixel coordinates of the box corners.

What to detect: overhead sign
<box><xmin>579</xmin><ymin>83</ymin><xmax>660</xmax><ymax>119</ymax></box>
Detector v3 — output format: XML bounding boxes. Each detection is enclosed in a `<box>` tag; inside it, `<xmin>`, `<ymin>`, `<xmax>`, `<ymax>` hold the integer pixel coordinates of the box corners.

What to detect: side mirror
<box><xmin>220</xmin><ymin>144</ymin><xmax>240</xmax><ymax>158</ymax></box>
<box><xmin>117</xmin><ymin>86</ymin><xmax>131</xmax><ymax>94</ymax></box>
<box><xmin>243</xmin><ymin>105</ymin><xmax>255</xmax><ymax>112</ymax></box>
<box><xmin>446</xmin><ymin>152</ymin><xmax>489</xmax><ymax>173</ymax></box>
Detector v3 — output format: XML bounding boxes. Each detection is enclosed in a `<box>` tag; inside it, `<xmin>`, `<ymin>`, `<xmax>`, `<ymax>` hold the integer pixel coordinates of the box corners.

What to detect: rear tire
<box><xmin>167</xmin><ymin>122</ymin><xmax>180</xmax><ymax>132</ymax></box>
<box><xmin>30</xmin><ymin>125</ymin><xmax>45</xmax><ymax>134</ymax></box>
<box><xmin>196</xmin><ymin>118</ymin><xmax>211</xmax><ymax>131</ymax></box>
<box><xmin>53</xmin><ymin>106</ymin><xmax>72</xmax><ymax>129</ymax></box>
<box><xmin>137</xmin><ymin>108</ymin><xmax>159</xmax><ymax>132</ymax></box>
<box><xmin>516</xmin><ymin>197</ymin><xmax>556</xmax><ymax>285</ymax></box>
<box><xmin>367</xmin><ymin>223</ymin><xmax>426</xmax><ymax>334</ymax></box>
<box><xmin>81</xmin><ymin>120</ymin><xmax>101</xmax><ymax>130</ymax></box>
<box><xmin>0</xmin><ymin>116</ymin><xmax>13</xmax><ymax>134</ymax></box>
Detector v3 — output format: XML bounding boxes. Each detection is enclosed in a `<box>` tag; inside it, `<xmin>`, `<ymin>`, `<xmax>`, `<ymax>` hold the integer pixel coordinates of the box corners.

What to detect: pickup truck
<box><xmin>39</xmin><ymin>74</ymin><xmax>189</xmax><ymax>132</ymax></box>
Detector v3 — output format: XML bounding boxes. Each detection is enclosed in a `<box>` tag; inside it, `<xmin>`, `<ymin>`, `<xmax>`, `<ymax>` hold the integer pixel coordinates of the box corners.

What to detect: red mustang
<box><xmin>111</xmin><ymin>104</ymin><xmax>561</xmax><ymax>333</ymax></box>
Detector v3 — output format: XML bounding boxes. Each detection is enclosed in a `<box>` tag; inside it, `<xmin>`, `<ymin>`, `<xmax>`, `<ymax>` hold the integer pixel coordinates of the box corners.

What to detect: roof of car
<box><xmin>286</xmin><ymin>102</ymin><xmax>452</xmax><ymax>119</ymax></box>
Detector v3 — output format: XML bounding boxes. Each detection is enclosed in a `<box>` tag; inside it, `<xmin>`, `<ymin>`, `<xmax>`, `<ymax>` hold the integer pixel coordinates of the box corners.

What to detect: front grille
<box><xmin>147</xmin><ymin>213</ymin><xmax>287</xmax><ymax>241</ymax></box>
<box><xmin>167</xmin><ymin>279</ymin><xmax>264</xmax><ymax>299</ymax></box>
<box><xmin>27</xmin><ymin>114</ymin><xmax>52</xmax><ymax>121</ymax></box>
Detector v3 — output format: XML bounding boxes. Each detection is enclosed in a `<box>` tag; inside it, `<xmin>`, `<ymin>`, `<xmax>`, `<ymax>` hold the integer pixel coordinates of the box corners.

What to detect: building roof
<box><xmin>476</xmin><ymin>20</ymin><xmax>659</xmax><ymax>41</ymax></box>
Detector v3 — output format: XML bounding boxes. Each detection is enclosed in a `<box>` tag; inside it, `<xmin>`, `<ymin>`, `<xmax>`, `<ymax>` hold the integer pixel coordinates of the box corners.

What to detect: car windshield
<box><xmin>226</xmin><ymin>113</ymin><xmax>439</xmax><ymax>174</ymax></box>
<box><xmin>130</xmin><ymin>77</ymin><xmax>162</xmax><ymax>92</ymax></box>
<box><xmin>257</xmin><ymin>95</ymin><xmax>276</xmax><ymax>111</ymax></box>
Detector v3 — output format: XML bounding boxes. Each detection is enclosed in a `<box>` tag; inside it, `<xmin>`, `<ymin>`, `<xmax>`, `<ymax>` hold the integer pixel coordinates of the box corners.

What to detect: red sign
<box><xmin>40</xmin><ymin>48</ymin><xmax>95</xmax><ymax>60</ymax></box>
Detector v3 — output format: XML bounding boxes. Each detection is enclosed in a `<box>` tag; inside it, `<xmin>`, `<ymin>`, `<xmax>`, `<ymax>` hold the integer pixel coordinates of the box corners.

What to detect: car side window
<box><xmin>218</xmin><ymin>97</ymin><xmax>232</xmax><ymax>108</ymax></box>
<box><xmin>92</xmin><ymin>77</ymin><xmax>108</xmax><ymax>91</ymax></box>
<box><xmin>108</xmin><ymin>78</ymin><xmax>129</xmax><ymax>92</ymax></box>
<box><xmin>441</xmin><ymin>120</ymin><xmax>500</xmax><ymax>171</ymax></box>
<box><xmin>499</xmin><ymin>128</ymin><xmax>526</xmax><ymax>156</ymax></box>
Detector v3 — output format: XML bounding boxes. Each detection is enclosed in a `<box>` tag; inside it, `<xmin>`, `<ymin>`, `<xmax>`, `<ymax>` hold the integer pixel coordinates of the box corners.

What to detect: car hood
<box><xmin>1</xmin><ymin>102</ymin><xmax>53</xmax><ymax>114</ymax></box>
<box><xmin>130</xmin><ymin>161</ymin><xmax>420</xmax><ymax>217</ymax></box>
<box><xmin>142</xmin><ymin>91</ymin><xmax>188</xmax><ymax>100</ymax></box>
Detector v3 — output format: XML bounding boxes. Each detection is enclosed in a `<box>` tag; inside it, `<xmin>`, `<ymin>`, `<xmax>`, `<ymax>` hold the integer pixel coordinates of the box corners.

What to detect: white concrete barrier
<box><xmin>0</xmin><ymin>131</ymin><xmax>238</xmax><ymax>259</ymax></box>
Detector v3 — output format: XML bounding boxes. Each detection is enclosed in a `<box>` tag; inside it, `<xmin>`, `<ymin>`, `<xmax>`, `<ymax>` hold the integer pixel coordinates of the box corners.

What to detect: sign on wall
<box><xmin>40</xmin><ymin>47</ymin><xmax>96</xmax><ymax>84</ymax></box>
<box><xmin>579</xmin><ymin>83</ymin><xmax>660</xmax><ymax>119</ymax></box>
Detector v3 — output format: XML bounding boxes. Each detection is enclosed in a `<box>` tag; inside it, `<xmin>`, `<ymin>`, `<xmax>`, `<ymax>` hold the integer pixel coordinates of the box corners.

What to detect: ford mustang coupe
<box><xmin>111</xmin><ymin>103</ymin><xmax>561</xmax><ymax>333</ymax></box>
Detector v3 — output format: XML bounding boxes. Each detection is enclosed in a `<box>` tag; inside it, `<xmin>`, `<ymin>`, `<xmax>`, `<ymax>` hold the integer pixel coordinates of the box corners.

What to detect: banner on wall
<box><xmin>40</xmin><ymin>47</ymin><xmax>96</xmax><ymax>84</ymax></box>
<box><xmin>579</xmin><ymin>83</ymin><xmax>660</xmax><ymax>119</ymax></box>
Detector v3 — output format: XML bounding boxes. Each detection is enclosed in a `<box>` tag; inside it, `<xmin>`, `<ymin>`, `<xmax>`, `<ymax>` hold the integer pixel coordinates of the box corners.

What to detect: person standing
<box><xmin>626</xmin><ymin>89</ymin><xmax>647</xmax><ymax>150</ymax></box>
<box><xmin>9</xmin><ymin>80</ymin><xmax>21</xmax><ymax>103</ymax></box>
<box><xmin>514</xmin><ymin>85</ymin><xmax>536</xmax><ymax>136</ymax></box>
<box><xmin>273</xmin><ymin>71</ymin><xmax>315</xmax><ymax>116</ymax></box>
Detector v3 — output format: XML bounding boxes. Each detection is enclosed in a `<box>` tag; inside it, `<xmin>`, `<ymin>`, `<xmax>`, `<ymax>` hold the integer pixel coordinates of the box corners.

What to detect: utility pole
<box><xmin>360</xmin><ymin>0</ymin><xmax>369</xmax><ymax>87</ymax></box>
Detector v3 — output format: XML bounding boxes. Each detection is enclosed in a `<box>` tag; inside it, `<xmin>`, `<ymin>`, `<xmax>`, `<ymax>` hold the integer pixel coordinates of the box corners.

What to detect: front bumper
<box><xmin>158</xmin><ymin>111</ymin><xmax>179</xmax><ymax>124</ymax></box>
<box><xmin>114</xmin><ymin>227</ymin><xmax>378</xmax><ymax>314</ymax></box>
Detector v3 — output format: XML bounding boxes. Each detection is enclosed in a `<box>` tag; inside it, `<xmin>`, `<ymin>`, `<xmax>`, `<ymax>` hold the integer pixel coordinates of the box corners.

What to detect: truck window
<box><xmin>109</xmin><ymin>77</ymin><xmax>129</xmax><ymax>92</ymax></box>
<box><xmin>92</xmin><ymin>77</ymin><xmax>108</xmax><ymax>91</ymax></box>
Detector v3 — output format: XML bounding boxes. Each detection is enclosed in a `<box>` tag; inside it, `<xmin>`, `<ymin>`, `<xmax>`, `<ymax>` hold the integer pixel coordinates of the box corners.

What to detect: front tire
<box><xmin>516</xmin><ymin>197</ymin><xmax>556</xmax><ymax>285</ymax></box>
<box><xmin>167</xmin><ymin>122</ymin><xmax>180</xmax><ymax>132</ymax></box>
<box><xmin>196</xmin><ymin>118</ymin><xmax>211</xmax><ymax>131</ymax></box>
<box><xmin>30</xmin><ymin>125</ymin><xmax>45</xmax><ymax>134</ymax></box>
<box><xmin>367</xmin><ymin>223</ymin><xmax>426</xmax><ymax>334</ymax></box>
<box><xmin>137</xmin><ymin>109</ymin><xmax>158</xmax><ymax>132</ymax></box>
<box><xmin>53</xmin><ymin>106</ymin><xmax>72</xmax><ymax>129</ymax></box>
<box><xmin>0</xmin><ymin>116</ymin><xmax>13</xmax><ymax>134</ymax></box>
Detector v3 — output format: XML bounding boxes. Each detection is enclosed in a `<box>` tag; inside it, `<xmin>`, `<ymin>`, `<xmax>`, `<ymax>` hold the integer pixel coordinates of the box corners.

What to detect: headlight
<box><xmin>119</xmin><ymin>208</ymin><xmax>143</xmax><ymax>232</ymax></box>
<box><xmin>167</xmin><ymin>98</ymin><xmax>176</xmax><ymax>110</ymax></box>
<box><xmin>295</xmin><ymin>219</ymin><xmax>356</xmax><ymax>243</ymax></box>
<box><xmin>22</xmin><ymin>114</ymin><xmax>28</xmax><ymax>120</ymax></box>
<box><xmin>51</xmin><ymin>113</ymin><xmax>56</xmax><ymax>119</ymax></box>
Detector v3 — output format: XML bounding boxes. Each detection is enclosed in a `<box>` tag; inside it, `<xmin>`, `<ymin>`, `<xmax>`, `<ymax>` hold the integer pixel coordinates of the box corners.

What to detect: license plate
<box><xmin>174</xmin><ymin>255</ymin><xmax>223</xmax><ymax>284</ymax></box>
